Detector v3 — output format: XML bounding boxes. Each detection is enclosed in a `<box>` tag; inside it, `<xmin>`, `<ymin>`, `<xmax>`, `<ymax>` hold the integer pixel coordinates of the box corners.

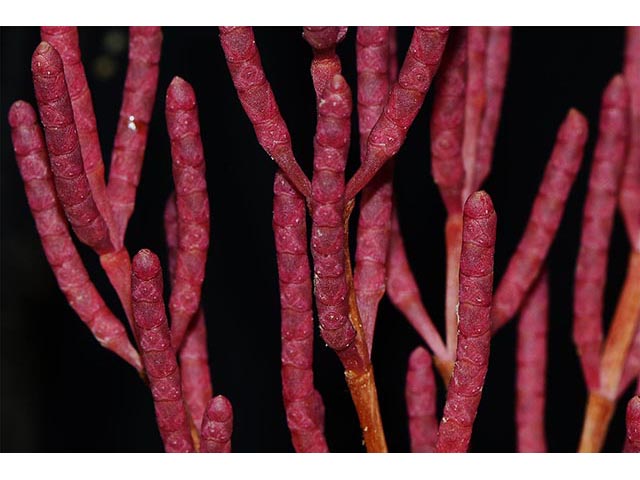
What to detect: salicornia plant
<box><xmin>3</xmin><ymin>26</ymin><xmax>639</xmax><ymax>453</ymax></box>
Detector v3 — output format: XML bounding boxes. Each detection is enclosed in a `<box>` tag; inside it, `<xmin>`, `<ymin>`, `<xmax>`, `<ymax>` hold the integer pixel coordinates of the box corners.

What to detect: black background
<box><xmin>0</xmin><ymin>27</ymin><xmax>635</xmax><ymax>452</ymax></box>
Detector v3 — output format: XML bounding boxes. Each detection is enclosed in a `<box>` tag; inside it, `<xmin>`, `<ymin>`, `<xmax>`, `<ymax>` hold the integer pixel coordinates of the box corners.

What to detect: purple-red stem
<box><xmin>131</xmin><ymin>249</ymin><xmax>194</xmax><ymax>452</ymax></box>
<box><xmin>273</xmin><ymin>171</ymin><xmax>328</xmax><ymax>452</ymax></box>
<box><xmin>406</xmin><ymin>347</ymin><xmax>438</xmax><ymax>452</ymax></box>
<box><xmin>516</xmin><ymin>270</ymin><xmax>549</xmax><ymax>452</ymax></box>
<box><xmin>436</xmin><ymin>191</ymin><xmax>496</xmax><ymax>452</ymax></box>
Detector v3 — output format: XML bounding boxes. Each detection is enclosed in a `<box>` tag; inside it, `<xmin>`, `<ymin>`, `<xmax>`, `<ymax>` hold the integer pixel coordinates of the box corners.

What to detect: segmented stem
<box><xmin>200</xmin><ymin>395</ymin><xmax>233</xmax><ymax>453</ymax></box>
<box><xmin>39</xmin><ymin>27</ymin><xmax>115</xmax><ymax>244</ymax></box>
<box><xmin>164</xmin><ymin>193</ymin><xmax>213</xmax><ymax>433</ymax></box>
<box><xmin>461</xmin><ymin>27</ymin><xmax>489</xmax><ymax>201</ymax></box>
<box><xmin>354</xmin><ymin>26</ymin><xmax>393</xmax><ymax>354</ymax></box>
<box><xmin>574</xmin><ymin>75</ymin><xmax>630</xmax><ymax>392</ymax></box>
<box><xmin>346</xmin><ymin>27</ymin><xmax>450</xmax><ymax>200</ymax></box>
<box><xmin>474</xmin><ymin>27</ymin><xmax>511</xmax><ymax>189</ymax></box>
<box><xmin>108</xmin><ymin>27</ymin><xmax>162</xmax><ymax>242</ymax></box>
<box><xmin>165</xmin><ymin>77</ymin><xmax>210</xmax><ymax>350</ymax></box>
<box><xmin>516</xmin><ymin>270</ymin><xmax>549</xmax><ymax>453</ymax></box>
<box><xmin>624</xmin><ymin>396</ymin><xmax>640</xmax><ymax>452</ymax></box>
<box><xmin>406</xmin><ymin>347</ymin><xmax>438</xmax><ymax>452</ymax></box>
<box><xmin>132</xmin><ymin>249</ymin><xmax>194</xmax><ymax>452</ymax></box>
<box><xmin>430</xmin><ymin>27</ymin><xmax>466</xmax><ymax>216</ymax></box>
<box><xmin>273</xmin><ymin>171</ymin><xmax>328</xmax><ymax>452</ymax></box>
<box><xmin>436</xmin><ymin>191</ymin><xmax>496</xmax><ymax>453</ymax></box>
<box><xmin>219</xmin><ymin>27</ymin><xmax>311</xmax><ymax>197</ymax></box>
<box><xmin>31</xmin><ymin>41</ymin><xmax>114</xmax><ymax>255</ymax></box>
<box><xmin>621</xmin><ymin>27</ymin><xmax>640</xmax><ymax>249</ymax></box>
<box><xmin>492</xmin><ymin>109</ymin><xmax>588</xmax><ymax>332</ymax></box>
<box><xmin>9</xmin><ymin>100</ymin><xmax>141</xmax><ymax>372</ymax></box>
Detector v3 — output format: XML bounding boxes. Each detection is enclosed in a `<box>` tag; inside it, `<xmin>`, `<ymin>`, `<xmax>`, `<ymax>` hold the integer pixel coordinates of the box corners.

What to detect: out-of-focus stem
<box><xmin>445</xmin><ymin>213</ymin><xmax>463</xmax><ymax>356</ymax></box>
<box><xmin>579</xmin><ymin>250</ymin><xmax>640</xmax><ymax>452</ymax></box>
<box><xmin>100</xmin><ymin>248</ymin><xmax>134</xmax><ymax>331</ymax></box>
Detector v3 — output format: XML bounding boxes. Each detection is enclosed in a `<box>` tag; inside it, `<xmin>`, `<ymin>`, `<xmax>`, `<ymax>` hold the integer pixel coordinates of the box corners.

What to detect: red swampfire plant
<box><xmin>7</xmin><ymin>26</ymin><xmax>640</xmax><ymax>453</ymax></box>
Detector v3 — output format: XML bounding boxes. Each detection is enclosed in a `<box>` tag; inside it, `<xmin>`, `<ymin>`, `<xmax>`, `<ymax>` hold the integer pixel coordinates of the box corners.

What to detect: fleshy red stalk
<box><xmin>474</xmin><ymin>27</ymin><xmax>511</xmax><ymax>189</ymax></box>
<box><xmin>39</xmin><ymin>27</ymin><xmax>115</xmax><ymax>244</ymax></box>
<box><xmin>620</xmin><ymin>27</ymin><xmax>640</xmax><ymax>250</ymax></box>
<box><xmin>429</xmin><ymin>28</ymin><xmax>467</xmax><ymax>358</ymax></box>
<box><xmin>310</xmin><ymin>74</ymin><xmax>360</xmax><ymax>370</ymax></box>
<box><xmin>165</xmin><ymin>77</ymin><xmax>210</xmax><ymax>350</ymax></box>
<box><xmin>303</xmin><ymin>27</ymin><xmax>347</xmax><ymax>100</ymax></box>
<box><xmin>436</xmin><ymin>191</ymin><xmax>496</xmax><ymax>453</ymax></box>
<box><xmin>624</xmin><ymin>396</ymin><xmax>640</xmax><ymax>452</ymax></box>
<box><xmin>574</xmin><ymin>75</ymin><xmax>630</xmax><ymax>392</ymax></box>
<box><xmin>200</xmin><ymin>395</ymin><xmax>233</xmax><ymax>453</ymax></box>
<box><xmin>386</xmin><ymin>207</ymin><xmax>450</xmax><ymax>371</ymax></box>
<box><xmin>31</xmin><ymin>41</ymin><xmax>134</xmax><ymax>325</ymax></box>
<box><xmin>310</xmin><ymin>74</ymin><xmax>386</xmax><ymax>452</ymax></box>
<box><xmin>219</xmin><ymin>27</ymin><xmax>311</xmax><ymax>198</ymax></box>
<box><xmin>108</xmin><ymin>27</ymin><xmax>162</xmax><ymax>242</ymax></box>
<box><xmin>492</xmin><ymin>109</ymin><xmax>588</xmax><ymax>332</ymax></box>
<box><xmin>9</xmin><ymin>100</ymin><xmax>141</xmax><ymax>372</ymax></box>
<box><xmin>164</xmin><ymin>193</ymin><xmax>213</xmax><ymax>433</ymax></box>
<box><xmin>179</xmin><ymin>309</ymin><xmax>212</xmax><ymax>435</ymax></box>
<box><xmin>31</xmin><ymin>41</ymin><xmax>114</xmax><ymax>255</ymax></box>
<box><xmin>354</xmin><ymin>27</ymin><xmax>393</xmax><ymax>354</ymax></box>
<box><xmin>273</xmin><ymin>171</ymin><xmax>328</xmax><ymax>452</ymax></box>
<box><xmin>131</xmin><ymin>249</ymin><xmax>194</xmax><ymax>452</ymax></box>
<box><xmin>516</xmin><ymin>270</ymin><xmax>549</xmax><ymax>453</ymax></box>
<box><xmin>406</xmin><ymin>347</ymin><xmax>438</xmax><ymax>452</ymax></box>
<box><xmin>461</xmin><ymin>27</ymin><xmax>489</xmax><ymax>201</ymax></box>
<box><xmin>430</xmin><ymin>27</ymin><xmax>466</xmax><ymax>216</ymax></box>
<box><xmin>346</xmin><ymin>27</ymin><xmax>450</xmax><ymax>200</ymax></box>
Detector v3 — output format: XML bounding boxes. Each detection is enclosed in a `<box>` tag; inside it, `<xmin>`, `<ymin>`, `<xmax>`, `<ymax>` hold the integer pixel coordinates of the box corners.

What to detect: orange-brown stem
<box><xmin>433</xmin><ymin>357</ymin><xmax>454</xmax><ymax>388</ymax></box>
<box><xmin>578</xmin><ymin>392</ymin><xmax>615</xmax><ymax>453</ymax></box>
<box><xmin>445</xmin><ymin>214</ymin><xmax>463</xmax><ymax>356</ymax></box>
<box><xmin>344</xmin><ymin>201</ymin><xmax>387</xmax><ymax>453</ymax></box>
<box><xmin>578</xmin><ymin>250</ymin><xmax>640</xmax><ymax>452</ymax></box>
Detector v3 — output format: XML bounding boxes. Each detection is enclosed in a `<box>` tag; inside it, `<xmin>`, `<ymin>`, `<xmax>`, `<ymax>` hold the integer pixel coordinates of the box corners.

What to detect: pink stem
<box><xmin>621</xmin><ymin>27</ymin><xmax>640</xmax><ymax>250</ymax></box>
<box><xmin>9</xmin><ymin>100</ymin><xmax>141</xmax><ymax>372</ymax></box>
<box><xmin>200</xmin><ymin>395</ymin><xmax>233</xmax><ymax>453</ymax></box>
<box><xmin>574</xmin><ymin>75</ymin><xmax>630</xmax><ymax>392</ymax></box>
<box><xmin>39</xmin><ymin>27</ymin><xmax>116</xmax><ymax>246</ymax></box>
<box><xmin>219</xmin><ymin>27</ymin><xmax>311</xmax><ymax>198</ymax></box>
<box><xmin>273</xmin><ymin>171</ymin><xmax>328</xmax><ymax>452</ymax></box>
<box><xmin>492</xmin><ymin>109</ymin><xmax>588</xmax><ymax>332</ymax></box>
<box><xmin>461</xmin><ymin>27</ymin><xmax>489</xmax><ymax>202</ymax></box>
<box><xmin>311</xmin><ymin>74</ymin><xmax>362</xmax><ymax>371</ymax></box>
<box><xmin>303</xmin><ymin>26</ymin><xmax>347</xmax><ymax>100</ymax></box>
<box><xmin>165</xmin><ymin>193</ymin><xmax>213</xmax><ymax>433</ymax></box>
<box><xmin>436</xmin><ymin>191</ymin><xmax>496</xmax><ymax>453</ymax></box>
<box><xmin>108</xmin><ymin>27</ymin><xmax>162</xmax><ymax>242</ymax></box>
<box><xmin>131</xmin><ymin>249</ymin><xmax>194</xmax><ymax>452</ymax></box>
<box><xmin>386</xmin><ymin>207</ymin><xmax>449</xmax><ymax>363</ymax></box>
<box><xmin>165</xmin><ymin>77</ymin><xmax>210</xmax><ymax>350</ymax></box>
<box><xmin>516</xmin><ymin>270</ymin><xmax>549</xmax><ymax>453</ymax></box>
<box><xmin>406</xmin><ymin>347</ymin><xmax>438</xmax><ymax>452</ymax></box>
<box><xmin>346</xmin><ymin>27</ymin><xmax>450</xmax><ymax>200</ymax></box>
<box><xmin>474</xmin><ymin>27</ymin><xmax>512</xmax><ymax>189</ymax></box>
<box><xmin>354</xmin><ymin>27</ymin><xmax>393</xmax><ymax>354</ymax></box>
<box><xmin>430</xmin><ymin>27</ymin><xmax>467</xmax><ymax>216</ymax></box>
<box><xmin>31</xmin><ymin>41</ymin><xmax>114</xmax><ymax>255</ymax></box>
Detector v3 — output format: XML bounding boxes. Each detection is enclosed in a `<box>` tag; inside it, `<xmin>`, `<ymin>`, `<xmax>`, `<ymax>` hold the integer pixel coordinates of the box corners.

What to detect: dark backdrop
<box><xmin>0</xmin><ymin>27</ymin><xmax>634</xmax><ymax>452</ymax></box>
